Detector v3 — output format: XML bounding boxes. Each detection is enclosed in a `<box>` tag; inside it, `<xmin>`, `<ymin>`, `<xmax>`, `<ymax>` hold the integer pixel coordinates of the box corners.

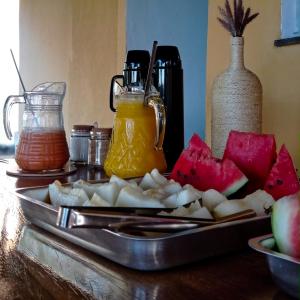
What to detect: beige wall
<box><xmin>20</xmin><ymin>0</ymin><xmax>126</xmax><ymax>136</ymax></box>
<box><xmin>206</xmin><ymin>0</ymin><xmax>300</xmax><ymax>168</ymax></box>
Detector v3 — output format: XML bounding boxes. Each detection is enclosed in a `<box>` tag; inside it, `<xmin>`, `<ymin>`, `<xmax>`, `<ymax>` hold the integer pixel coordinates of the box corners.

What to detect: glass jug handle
<box><xmin>147</xmin><ymin>96</ymin><xmax>166</xmax><ymax>151</ymax></box>
<box><xmin>3</xmin><ymin>95</ymin><xmax>25</xmax><ymax>140</ymax></box>
<box><xmin>109</xmin><ymin>75</ymin><xmax>124</xmax><ymax>112</ymax></box>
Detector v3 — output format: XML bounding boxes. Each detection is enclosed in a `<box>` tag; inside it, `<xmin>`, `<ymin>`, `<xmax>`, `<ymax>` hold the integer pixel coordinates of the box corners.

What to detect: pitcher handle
<box><xmin>3</xmin><ymin>95</ymin><xmax>25</xmax><ymax>140</ymax></box>
<box><xmin>109</xmin><ymin>75</ymin><xmax>124</xmax><ymax>112</ymax></box>
<box><xmin>148</xmin><ymin>96</ymin><xmax>166</xmax><ymax>151</ymax></box>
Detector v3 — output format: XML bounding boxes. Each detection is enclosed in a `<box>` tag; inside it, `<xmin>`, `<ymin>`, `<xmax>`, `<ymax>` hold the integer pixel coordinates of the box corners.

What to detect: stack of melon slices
<box><xmin>49</xmin><ymin>168</ymin><xmax>274</xmax><ymax>220</ymax></box>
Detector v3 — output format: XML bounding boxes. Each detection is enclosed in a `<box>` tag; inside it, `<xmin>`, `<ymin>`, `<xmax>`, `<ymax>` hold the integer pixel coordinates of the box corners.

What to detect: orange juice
<box><xmin>104</xmin><ymin>95</ymin><xmax>167</xmax><ymax>178</ymax></box>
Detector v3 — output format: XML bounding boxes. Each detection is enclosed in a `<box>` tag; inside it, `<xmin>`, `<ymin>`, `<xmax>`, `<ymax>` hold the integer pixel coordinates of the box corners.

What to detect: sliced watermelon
<box><xmin>264</xmin><ymin>145</ymin><xmax>300</xmax><ymax>200</ymax></box>
<box><xmin>170</xmin><ymin>133</ymin><xmax>211</xmax><ymax>186</ymax></box>
<box><xmin>188</xmin><ymin>133</ymin><xmax>212</xmax><ymax>157</ymax></box>
<box><xmin>223</xmin><ymin>131</ymin><xmax>277</xmax><ymax>188</ymax></box>
<box><xmin>170</xmin><ymin>134</ymin><xmax>248</xmax><ymax>196</ymax></box>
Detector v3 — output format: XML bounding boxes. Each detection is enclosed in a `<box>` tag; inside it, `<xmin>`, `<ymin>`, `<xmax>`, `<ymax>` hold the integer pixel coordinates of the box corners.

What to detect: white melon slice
<box><xmin>73</xmin><ymin>179</ymin><xmax>103</xmax><ymax>198</ymax></box>
<box><xmin>127</xmin><ymin>179</ymin><xmax>139</xmax><ymax>186</ymax></box>
<box><xmin>162</xmin><ymin>193</ymin><xmax>178</xmax><ymax>208</ymax></box>
<box><xmin>168</xmin><ymin>206</ymin><xmax>190</xmax><ymax>217</ymax></box>
<box><xmin>202</xmin><ymin>189</ymin><xmax>227</xmax><ymax>212</ymax></box>
<box><xmin>242</xmin><ymin>189</ymin><xmax>274</xmax><ymax>216</ymax></box>
<box><xmin>49</xmin><ymin>181</ymin><xmax>85</xmax><ymax>207</ymax></box>
<box><xmin>184</xmin><ymin>185</ymin><xmax>203</xmax><ymax>198</ymax></box>
<box><xmin>139</xmin><ymin>173</ymin><xmax>160</xmax><ymax>190</ymax></box>
<box><xmin>143</xmin><ymin>188</ymin><xmax>167</xmax><ymax>200</ymax></box>
<box><xmin>61</xmin><ymin>186</ymin><xmax>72</xmax><ymax>194</ymax></box>
<box><xmin>89</xmin><ymin>193</ymin><xmax>111</xmax><ymax>207</ymax></box>
<box><xmin>109</xmin><ymin>175</ymin><xmax>138</xmax><ymax>189</ymax></box>
<box><xmin>115</xmin><ymin>186</ymin><xmax>164</xmax><ymax>208</ymax></box>
<box><xmin>188</xmin><ymin>201</ymin><xmax>202</xmax><ymax>213</ymax></box>
<box><xmin>213</xmin><ymin>200</ymin><xmax>250</xmax><ymax>218</ymax></box>
<box><xmin>95</xmin><ymin>182</ymin><xmax>120</xmax><ymax>206</ymax></box>
<box><xmin>69</xmin><ymin>188</ymin><xmax>90</xmax><ymax>204</ymax></box>
<box><xmin>150</xmin><ymin>168</ymin><xmax>168</xmax><ymax>185</ymax></box>
<box><xmin>82</xmin><ymin>200</ymin><xmax>92</xmax><ymax>206</ymax></box>
<box><xmin>160</xmin><ymin>182</ymin><xmax>182</xmax><ymax>195</ymax></box>
<box><xmin>163</xmin><ymin>188</ymin><xmax>201</xmax><ymax>208</ymax></box>
<box><xmin>177</xmin><ymin>189</ymin><xmax>201</xmax><ymax>206</ymax></box>
<box><xmin>188</xmin><ymin>207</ymin><xmax>214</xmax><ymax>219</ymax></box>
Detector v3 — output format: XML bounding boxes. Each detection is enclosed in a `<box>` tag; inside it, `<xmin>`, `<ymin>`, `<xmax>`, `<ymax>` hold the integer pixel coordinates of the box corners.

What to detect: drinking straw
<box><xmin>10</xmin><ymin>49</ymin><xmax>27</xmax><ymax>97</ymax></box>
<box><xmin>144</xmin><ymin>40</ymin><xmax>158</xmax><ymax>105</ymax></box>
<box><xmin>10</xmin><ymin>49</ymin><xmax>39</xmax><ymax>126</ymax></box>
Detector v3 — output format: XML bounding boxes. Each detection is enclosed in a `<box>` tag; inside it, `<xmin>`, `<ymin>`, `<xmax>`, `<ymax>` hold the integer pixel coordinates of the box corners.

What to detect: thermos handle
<box><xmin>109</xmin><ymin>75</ymin><xmax>124</xmax><ymax>112</ymax></box>
<box><xmin>3</xmin><ymin>95</ymin><xmax>25</xmax><ymax>140</ymax></box>
<box><xmin>148</xmin><ymin>96</ymin><xmax>166</xmax><ymax>151</ymax></box>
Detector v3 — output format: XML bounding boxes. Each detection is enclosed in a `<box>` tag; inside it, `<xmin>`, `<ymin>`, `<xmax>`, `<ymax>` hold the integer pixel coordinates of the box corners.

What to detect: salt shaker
<box><xmin>70</xmin><ymin>125</ymin><xmax>94</xmax><ymax>164</ymax></box>
<box><xmin>88</xmin><ymin>128</ymin><xmax>112</xmax><ymax>167</ymax></box>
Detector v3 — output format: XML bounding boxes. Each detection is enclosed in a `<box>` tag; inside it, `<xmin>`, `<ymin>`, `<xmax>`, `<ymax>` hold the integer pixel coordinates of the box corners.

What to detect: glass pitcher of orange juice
<box><xmin>104</xmin><ymin>88</ymin><xmax>167</xmax><ymax>178</ymax></box>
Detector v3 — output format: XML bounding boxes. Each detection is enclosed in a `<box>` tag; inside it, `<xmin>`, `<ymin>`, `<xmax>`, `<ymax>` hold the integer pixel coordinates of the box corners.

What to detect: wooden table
<box><xmin>0</xmin><ymin>161</ymin><xmax>293</xmax><ymax>299</ymax></box>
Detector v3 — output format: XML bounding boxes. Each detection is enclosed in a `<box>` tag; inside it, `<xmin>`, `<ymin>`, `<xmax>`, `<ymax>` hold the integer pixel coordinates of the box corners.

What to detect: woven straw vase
<box><xmin>211</xmin><ymin>36</ymin><xmax>262</xmax><ymax>158</ymax></box>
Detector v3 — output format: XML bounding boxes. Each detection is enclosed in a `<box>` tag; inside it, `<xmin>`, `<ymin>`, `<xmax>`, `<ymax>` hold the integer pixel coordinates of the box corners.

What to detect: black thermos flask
<box><xmin>153</xmin><ymin>46</ymin><xmax>184</xmax><ymax>170</ymax></box>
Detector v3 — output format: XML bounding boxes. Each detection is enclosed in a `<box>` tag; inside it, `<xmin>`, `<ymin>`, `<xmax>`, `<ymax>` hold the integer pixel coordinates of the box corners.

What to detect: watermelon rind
<box><xmin>272</xmin><ymin>194</ymin><xmax>300</xmax><ymax>258</ymax></box>
<box><xmin>222</xmin><ymin>176</ymin><xmax>248</xmax><ymax>196</ymax></box>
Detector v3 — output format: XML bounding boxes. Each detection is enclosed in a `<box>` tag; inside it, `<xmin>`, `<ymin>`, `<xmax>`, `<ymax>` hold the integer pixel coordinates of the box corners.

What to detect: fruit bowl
<box><xmin>249</xmin><ymin>234</ymin><xmax>300</xmax><ymax>299</ymax></box>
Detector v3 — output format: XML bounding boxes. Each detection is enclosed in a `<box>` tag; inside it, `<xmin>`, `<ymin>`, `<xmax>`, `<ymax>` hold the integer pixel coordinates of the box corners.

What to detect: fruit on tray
<box><xmin>264</xmin><ymin>145</ymin><xmax>300</xmax><ymax>200</ymax></box>
<box><xmin>170</xmin><ymin>134</ymin><xmax>248</xmax><ymax>196</ymax></box>
<box><xmin>201</xmin><ymin>189</ymin><xmax>227</xmax><ymax>212</ymax></box>
<box><xmin>49</xmin><ymin>169</ymin><xmax>206</xmax><ymax>215</ymax></box>
<box><xmin>272</xmin><ymin>193</ymin><xmax>300</xmax><ymax>258</ymax></box>
<box><xmin>115</xmin><ymin>185</ymin><xmax>165</xmax><ymax>208</ymax></box>
<box><xmin>213</xmin><ymin>199</ymin><xmax>249</xmax><ymax>218</ymax></box>
<box><xmin>214</xmin><ymin>190</ymin><xmax>274</xmax><ymax>218</ymax></box>
<box><xmin>49</xmin><ymin>168</ymin><xmax>273</xmax><ymax>220</ymax></box>
<box><xmin>223</xmin><ymin>131</ymin><xmax>277</xmax><ymax>192</ymax></box>
<box><xmin>49</xmin><ymin>180</ymin><xmax>88</xmax><ymax>207</ymax></box>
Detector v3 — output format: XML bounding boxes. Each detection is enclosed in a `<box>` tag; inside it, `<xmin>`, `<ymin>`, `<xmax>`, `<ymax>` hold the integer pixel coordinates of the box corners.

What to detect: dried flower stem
<box><xmin>218</xmin><ymin>0</ymin><xmax>259</xmax><ymax>37</ymax></box>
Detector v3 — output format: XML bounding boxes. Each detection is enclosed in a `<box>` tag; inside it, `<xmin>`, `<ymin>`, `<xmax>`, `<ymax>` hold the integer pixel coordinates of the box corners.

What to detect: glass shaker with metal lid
<box><xmin>88</xmin><ymin>128</ymin><xmax>112</xmax><ymax>167</ymax></box>
<box><xmin>70</xmin><ymin>125</ymin><xmax>94</xmax><ymax>164</ymax></box>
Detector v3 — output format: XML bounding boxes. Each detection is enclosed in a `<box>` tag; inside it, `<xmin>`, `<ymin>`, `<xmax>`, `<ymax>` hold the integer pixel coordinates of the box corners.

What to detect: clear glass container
<box><xmin>3</xmin><ymin>82</ymin><xmax>69</xmax><ymax>171</ymax></box>
<box><xmin>70</xmin><ymin>125</ymin><xmax>94</xmax><ymax>164</ymax></box>
<box><xmin>104</xmin><ymin>89</ymin><xmax>167</xmax><ymax>178</ymax></box>
<box><xmin>88</xmin><ymin>128</ymin><xmax>112</xmax><ymax>167</ymax></box>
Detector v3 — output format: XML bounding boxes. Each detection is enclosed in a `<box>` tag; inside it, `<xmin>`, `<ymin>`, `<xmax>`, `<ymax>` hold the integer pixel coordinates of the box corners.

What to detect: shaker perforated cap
<box><xmin>72</xmin><ymin>125</ymin><xmax>94</xmax><ymax>132</ymax></box>
<box><xmin>90</xmin><ymin>128</ymin><xmax>112</xmax><ymax>139</ymax></box>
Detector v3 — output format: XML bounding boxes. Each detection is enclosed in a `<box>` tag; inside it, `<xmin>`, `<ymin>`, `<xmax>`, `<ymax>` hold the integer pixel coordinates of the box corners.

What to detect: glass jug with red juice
<box><xmin>3</xmin><ymin>82</ymin><xmax>69</xmax><ymax>171</ymax></box>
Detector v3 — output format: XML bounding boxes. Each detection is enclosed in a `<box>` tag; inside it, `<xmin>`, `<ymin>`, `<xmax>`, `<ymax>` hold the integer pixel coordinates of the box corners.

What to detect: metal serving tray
<box><xmin>249</xmin><ymin>235</ymin><xmax>300</xmax><ymax>299</ymax></box>
<box><xmin>16</xmin><ymin>185</ymin><xmax>271</xmax><ymax>271</ymax></box>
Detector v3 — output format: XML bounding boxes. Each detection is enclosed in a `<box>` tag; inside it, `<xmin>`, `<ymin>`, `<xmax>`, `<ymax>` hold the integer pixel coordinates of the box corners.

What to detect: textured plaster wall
<box><xmin>19</xmin><ymin>0</ymin><xmax>126</xmax><ymax>136</ymax></box>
